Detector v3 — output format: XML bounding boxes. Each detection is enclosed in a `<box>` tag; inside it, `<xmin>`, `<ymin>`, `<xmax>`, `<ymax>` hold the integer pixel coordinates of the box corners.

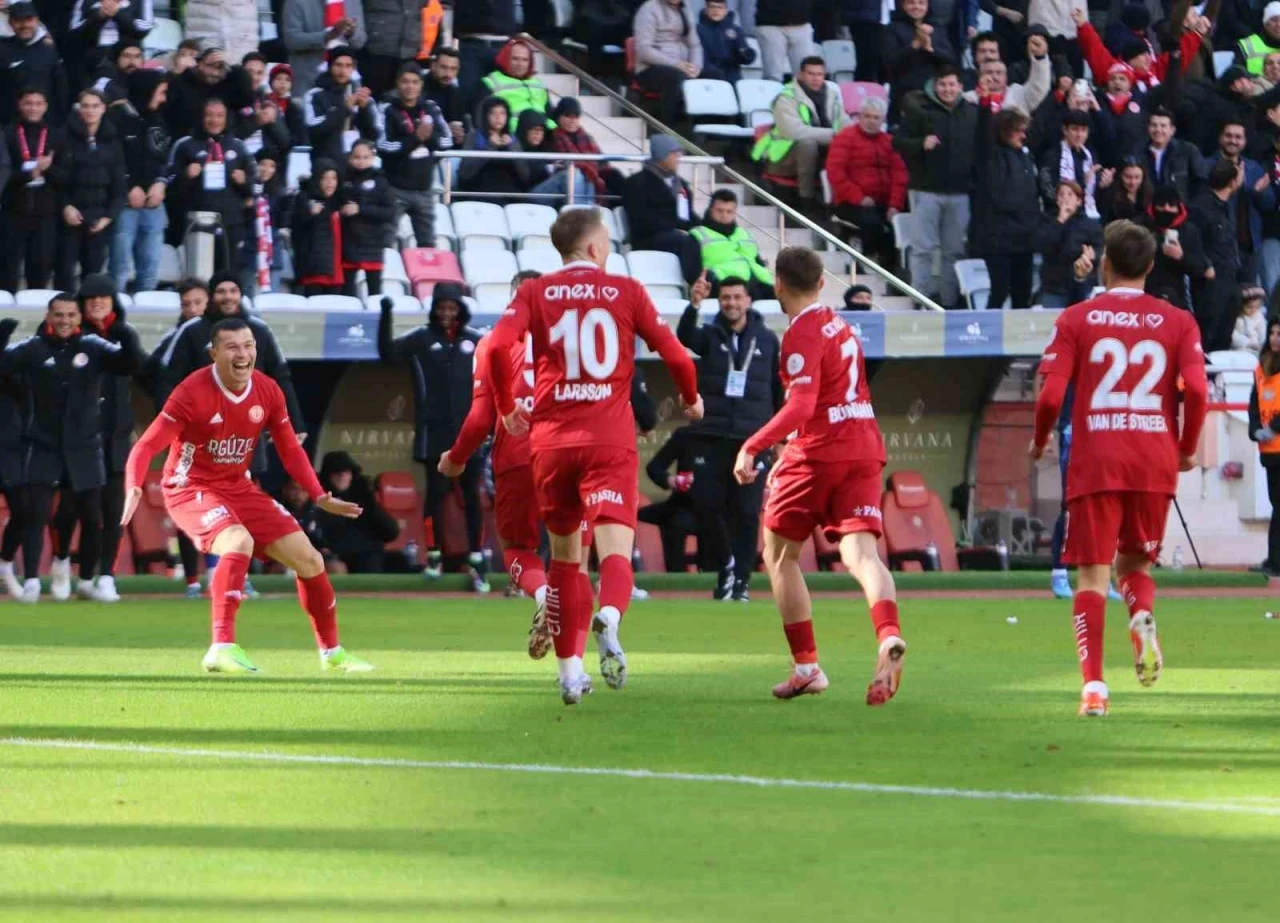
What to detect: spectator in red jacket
<box><xmin>826</xmin><ymin>96</ymin><xmax>908</xmax><ymax>269</ymax></box>
<box><xmin>1072</xmin><ymin>7</ymin><xmax>1206</xmax><ymax>99</ymax></box>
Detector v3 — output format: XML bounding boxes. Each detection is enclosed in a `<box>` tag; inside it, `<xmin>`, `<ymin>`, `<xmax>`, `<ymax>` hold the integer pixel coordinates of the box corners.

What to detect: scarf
<box><xmin>978</xmin><ymin>92</ymin><xmax>1004</xmax><ymax>112</ymax></box>
<box><xmin>86</xmin><ymin>311</ymin><xmax>118</xmax><ymax>336</ymax></box>
<box><xmin>254</xmin><ymin>186</ymin><xmax>273</xmax><ymax>293</ymax></box>
<box><xmin>1059</xmin><ymin>141</ymin><xmax>1098</xmax><ymax>219</ymax></box>
<box><xmin>1148</xmin><ymin>203</ymin><xmax>1187</xmax><ymax>229</ymax></box>
<box><xmin>325</xmin><ymin>0</ymin><xmax>345</xmax><ymax>29</ymax></box>
<box><xmin>799</xmin><ymin>82</ymin><xmax>831</xmax><ymax>128</ymax></box>
<box><xmin>1107</xmin><ymin>92</ymin><xmax>1134</xmax><ymax>115</ymax></box>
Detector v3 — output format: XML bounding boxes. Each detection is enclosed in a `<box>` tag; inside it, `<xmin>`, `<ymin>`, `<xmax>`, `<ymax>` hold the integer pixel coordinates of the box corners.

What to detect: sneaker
<box><xmin>712</xmin><ymin>565</ymin><xmax>734</xmax><ymax>601</ymax></box>
<box><xmin>50</xmin><ymin>557</ymin><xmax>71</xmax><ymax>601</ymax></box>
<box><xmin>423</xmin><ymin>551</ymin><xmax>443</xmax><ymax>580</ymax></box>
<box><xmin>772</xmin><ymin>667</ymin><xmax>830</xmax><ymax>699</ymax></box>
<box><xmin>527</xmin><ymin>593</ymin><xmax>552</xmax><ymax>660</ymax></box>
<box><xmin>0</xmin><ymin>560</ymin><xmax>21</xmax><ymax>600</ymax></box>
<box><xmin>630</xmin><ymin>585</ymin><xmax>650</xmax><ymax>601</ymax></box>
<box><xmin>184</xmin><ymin>582</ymin><xmax>203</xmax><ymax>600</ymax></box>
<box><xmin>470</xmin><ymin>569</ymin><xmax>491</xmax><ymax>594</ymax></box>
<box><xmin>866</xmin><ymin>635</ymin><xmax>907</xmax><ymax>707</ymax></box>
<box><xmin>241</xmin><ymin>579</ymin><xmax>261</xmax><ymax>600</ymax></box>
<box><xmin>560</xmin><ymin>672</ymin><xmax>594</xmax><ymax>705</ymax></box>
<box><xmin>74</xmin><ymin>578</ymin><xmax>101</xmax><ymax>601</ymax></box>
<box><xmin>730</xmin><ymin>578</ymin><xmax>750</xmax><ymax>602</ymax></box>
<box><xmin>201</xmin><ymin>643</ymin><xmax>261</xmax><ymax>674</ymax></box>
<box><xmin>1129</xmin><ymin>611</ymin><xmax>1163</xmax><ymax>688</ymax></box>
<box><xmin>320</xmin><ymin>646</ymin><xmax>375</xmax><ymax>673</ymax></box>
<box><xmin>1079</xmin><ymin>680</ymin><xmax>1110</xmax><ymax>716</ymax></box>
<box><xmin>94</xmin><ymin>575</ymin><xmax>120</xmax><ymax>602</ymax></box>
<box><xmin>1050</xmin><ymin>570</ymin><xmax>1072</xmax><ymax>599</ymax></box>
<box><xmin>591</xmin><ymin>608</ymin><xmax>627</xmax><ymax>690</ymax></box>
<box><xmin>19</xmin><ymin>578</ymin><xmax>40</xmax><ymax>604</ymax></box>
<box><xmin>1108</xmin><ymin>583</ymin><xmax>1123</xmax><ymax>602</ymax></box>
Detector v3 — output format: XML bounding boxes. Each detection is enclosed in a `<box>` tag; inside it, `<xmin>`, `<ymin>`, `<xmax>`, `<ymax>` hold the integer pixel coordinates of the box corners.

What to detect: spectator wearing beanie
<box><xmin>844</xmin><ymin>284</ymin><xmax>876</xmax><ymax>310</ymax></box>
<box><xmin>516</xmin><ymin>108</ymin><xmax>590</xmax><ymax>204</ymax></box>
<box><xmin>623</xmin><ymin>134</ymin><xmax>702</xmax><ymax>284</ymax></box>
<box><xmin>1074</xmin><ymin>7</ymin><xmax>1205</xmax><ymax>100</ymax></box>
<box><xmin>163</xmin><ymin>44</ymin><xmax>256</xmax><ymax>140</ymax></box>
<box><xmin>458</xmin><ymin>96</ymin><xmax>529</xmax><ymax>197</ymax></box>
<box><xmin>340</xmin><ymin>140</ymin><xmax>396</xmax><ymax>297</ymax></box>
<box><xmin>1031</xmin><ymin>179</ymin><xmax>1102</xmax><ymax>307</ymax></box>
<box><xmin>479</xmin><ymin>38</ymin><xmax>551</xmax><ymax>132</ymax></box>
<box><xmin>1104</xmin><ymin>4</ymin><xmax>1154</xmax><ymax>60</ymax></box>
<box><xmin>185</xmin><ymin>0</ymin><xmax>261</xmax><ymax>74</ymax></box>
<box><xmin>378</xmin><ymin>61</ymin><xmax>449</xmax><ymax>249</ymax></box>
<box><xmin>56</xmin><ymin>88</ymin><xmax>127</xmax><ymax>292</ymax></box>
<box><xmin>88</xmin><ymin>39</ymin><xmax>143</xmax><ymax>105</ymax></box>
<box><xmin>1092</xmin><ymin>60</ymin><xmax>1147</xmax><ymax>166</ymax></box>
<box><xmin>263</xmin><ymin>64</ymin><xmax>310</xmax><ymax>152</ymax></box>
<box><xmin>1</xmin><ymin>87</ymin><xmax>63</xmax><ymax>292</ymax></box>
<box><xmin>108</xmin><ymin>68</ymin><xmax>170</xmax><ymax>292</ymax></box>
<box><xmin>632</xmin><ymin>0</ymin><xmax>704</xmax><ymax>126</ymax></box>
<box><xmin>1140</xmin><ymin>183</ymin><xmax>1208</xmax><ymax>310</ymax></box>
<box><xmin>550</xmin><ymin>97</ymin><xmax>626</xmax><ymax>203</ymax></box>
<box><xmin>304</xmin><ymin>46</ymin><xmax>378</xmax><ymax>172</ymax></box>
<box><xmin>1236</xmin><ymin>3</ymin><xmax>1280</xmax><ymax>76</ymax></box>
<box><xmin>292</xmin><ymin>158</ymin><xmax>346</xmax><ymax>295</ymax></box>
<box><xmin>283</xmin><ymin>0</ymin><xmax>368</xmax><ymax>96</ymax></box>
<box><xmin>698</xmin><ymin>0</ymin><xmax>755</xmax><ymax>84</ymax></box>
<box><xmin>826</xmin><ymin>96</ymin><xmax>907</xmax><ymax>269</ymax></box>
<box><xmin>314</xmin><ymin>451</ymin><xmax>400</xmax><ymax>573</ymax></box>
<box><xmin>974</xmin><ymin>107</ymin><xmax>1040</xmax><ymax>310</ymax></box>
<box><xmin>0</xmin><ymin>3</ymin><xmax>71</xmax><ymax>126</ymax></box>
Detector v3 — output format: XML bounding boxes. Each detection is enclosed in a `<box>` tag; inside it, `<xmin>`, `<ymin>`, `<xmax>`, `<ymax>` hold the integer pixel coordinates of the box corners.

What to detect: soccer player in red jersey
<box><xmin>733</xmin><ymin>248</ymin><xmax>906</xmax><ymax>705</ymax></box>
<box><xmin>1031</xmin><ymin>220</ymin><xmax>1208</xmax><ymax>716</ymax></box>
<box><xmin>120</xmin><ymin>318</ymin><xmax>375</xmax><ymax>675</ymax></box>
<box><xmin>485</xmin><ymin>208</ymin><xmax>704</xmax><ymax>704</ymax></box>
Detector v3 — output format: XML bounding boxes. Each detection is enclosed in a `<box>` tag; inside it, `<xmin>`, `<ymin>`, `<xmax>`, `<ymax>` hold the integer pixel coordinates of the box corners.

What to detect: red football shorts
<box><xmin>165</xmin><ymin>482</ymin><xmax>303</xmax><ymax>553</ymax></box>
<box><xmin>494</xmin><ymin>465</ymin><xmax>542</xmax><ymax>551</ymax></box>
<box><xmin>764</xmin><ymin>456</ymin><xmax>885</xmax><ymax>543</ymax></box>
<box><xmin>1062</xmin><ymin>491</ymin><xmax>1171</xmax><ymax>566</ymax></box>
<box><xmin>532</xmin><ymin>445</ymin><xmax>638</xmax><ymax>535</ymax></box>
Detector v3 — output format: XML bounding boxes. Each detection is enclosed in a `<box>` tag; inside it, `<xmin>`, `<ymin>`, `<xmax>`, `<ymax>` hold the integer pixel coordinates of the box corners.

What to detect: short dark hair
<box><xmin>1220</xmin><ymin>118</ymin><xmax>1248</xmax><ymax>135</ymax></box>
<box><xmin>710</xmin><ymin>189</ymin><xmax>738</xmax><ymax>205</ymax></box>
<box><xmin>177</xmin><ymin>278</ymin><xmax>209</xmax><ymax>297</ymax></box>
<box><xmin>971</xmin><ymin>30</ymin><xmax>1000</xmax><ymax>53</ymax></box>
<box><xmin>716</xmin><ymin>276</ymin><xmax>751</xmax><ymax>295</ymax></box>
<box><xmin>242</xmin><ymin>51</ymin><xmax>267</xmax><ymax>66</ymax></box>
<box><xmin>178</xmin><ymin>38</ymin><xmax>202</xmax><ymax>52</ymax></box>
<box><xmin>775</xmin><ymin>248</ymin><xmax>824</xmax><ymax>293</ymax></box>
<box><xmin>210</xmin><ymin>316</ymin><xmax>251</xmax><ymax>346</ymax></box>
<box><xmin>1103</xmin><ymin>220</ymin><xmax>1156</xmax><ymax>279</ymax></box>
<box><xmin>48</xmin><ymin>292</ymin><xmax>77</xmax><ymax>310</ymax></box>
<box><xmin>203</xmin><ymin>96</ymin><xmax>228</xmax><ymax>113</ymax></box>
<box><xmin>935</xmin><ymin>64</ymin><xmax>962</xmax><ymax>83</ymax></box>
<box><xmin>17</xmin><ymin>85</ymin><xmax>47</xmax><ymax>101</ymax></box>
<box><xmin>1208</xmin><ymin>157</ymin><xmax>1239</xmax><ymax>191</ymax></box>
<box><xmin>77</xmin><ymin>88</ymin><xmax>106</xmax><ymax>107</ymax></box>
<box><xmin>550</xmin><ymin>207</ymin><xmax>605</xmax><ymax>257</ymax></box>
<box><xmin>995</xmin><ymin>108</ymin><xmax>1029</xmax><ymax>143</ymax></box>
<box><xmin>434</xmin><ymin>48</ymin><xmax>460</xmax><ymax>63</ymax></box>
<box><xmin>799</xmin><ymin>56</ymin><xmax>826</xmax><ymax>72</ymax></box>
<box><xmin>512</xmin><ymin>270</ymin><xmax>542</xmax><ymax>285</ymax></box>
<box><xmin>1147</xmin><ymin>106</ymin><xmax>1173</xmax><ymax>125</ymax></box>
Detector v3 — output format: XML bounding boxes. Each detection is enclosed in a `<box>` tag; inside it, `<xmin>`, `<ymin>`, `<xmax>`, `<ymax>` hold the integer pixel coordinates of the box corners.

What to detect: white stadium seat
<box><xmin>131</xmin><ymin>291</ymin><xmax>181</xmax><ymax>311</ymax></box>
<box><xmin>0</xmin><ymin>291</ymin><xmax>14</xmax><ymax>307</ymax></box>
<box><xmin>370</xmin><ymin>295</ymin><xmax>426</xmax><ymax>313</ymax></box>
<box><xmin>735</xmin><ymin>79</ymin><xmax>784</xmax><ymax>127</ymax></box>
<box><xmin>627</xmin><ymin>250</ymin><xmax>684</xmax><ymax>289</ymax></box>
<box><xmin>16</xmin><ymin>289</ymin><xmax>62</xmax><ymax>309</ymax></box>
<box><xmin>504</xmin><ymin>203</ymin><xmax>558</xmax><ymax>245</ymax></box>
<box><xmin>307</xmin><ymin>295</ymin><xmax>364</xmax><ymax>312</ymax></box>
<box><xmin>462</xmin><ymin>248</ymin><xmax>519</xmax><ymax>288</ymax></box>
<box><xmin>253</xmin><ymin>293</ymin><xmax>310</xmax><ymax>311</ymax></box>
<box><xmin>397</xmin><ymin>213</ymin><xmax>416</xmax><ymax>248</ymax></box>
<box><xmin>605</xmin><ymin>253</ymin><xmax>629</xmax><ymax>276</ymax></box>
<box><xmin>821</xmin><ymin>40</ymin><xmax>857</xmax><ymax>81</ymax></box>
<box><xmin>753</xmin><ymin>300</ymin><xmax>783</xmax><ymax>315</ymax></box>
<box><xmin>157</xmin><ymin>244</ymin><xmax>183</xmax><ymax>286</ymax></box>
<box><xmin>955</xmin><ymin>259</ymin><xmax>993</xmax><ymax>311</ymax></box>
<box><xmin>434</xmin><ymin>202</ymin><xmax>455</xmax><ymax>242</ymax></box>
<box><xmin>451</xmin><ymin>201</ymin><xmax>510</xmax><ymax>248</ymax></box>
<box><xmin>143</xmin><ymin>18</ymin><xmax>182</xmax><ymax>57</ymax></box>
<box><xmin>517</xmin><ymin>248</ymin><xmax>564</xmax><ymax>276</ymax></box>
<box><xmin>459</xmin><ymin>235</ymin><xmax>511</xmax><ymax>252</ymax></box>
<box><xmin>684</xmin><ymin>79</ymin><xmax>754</xmax><ymax>139</ymax></box>
<box><xmin>286</xmin><ymin>148</ymin><xmax>312</xmax><ymax>191</ymax></box>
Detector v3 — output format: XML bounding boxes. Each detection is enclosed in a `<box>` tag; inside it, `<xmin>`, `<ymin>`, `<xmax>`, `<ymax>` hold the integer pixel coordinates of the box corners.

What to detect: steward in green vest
<box><xmin>751</xmin><ymin>84</ymin><xmax>809</xmax><ymax>165</ymax></box>
<box><xmin>481</xmin><ymin>38</ymin><xmax>553</xmax><ymax>130</ymax></box>
<box><xmin>689</xmin><ymin>191</ymin><xmax>775</xmax><ymax>298</ymax></box>
<box><xmin>1238</xmin><ymin>8</ymin><xmax>1280</xmax><ymax>76</ymax></box>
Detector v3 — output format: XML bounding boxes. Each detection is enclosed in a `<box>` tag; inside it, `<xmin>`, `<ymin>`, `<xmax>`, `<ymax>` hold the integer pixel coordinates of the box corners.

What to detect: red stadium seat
<box><xmin>839</xmin><ymin>81</ymin><xmax>888</xmax><ymax>117</ymax></box>
<box><xmin>376</xmin><ymin>471</ymin><xmax>424</xmax><ymax>565</ymax></box>
<box><xmin>880</xmin><ymin>470</ymin><xmax>959</xmax><ymax>571</ymax></box>
<box><xmin>402</xmin><ymin>248</ymin><xmax>463</xmax><ymax>299</ymax></box>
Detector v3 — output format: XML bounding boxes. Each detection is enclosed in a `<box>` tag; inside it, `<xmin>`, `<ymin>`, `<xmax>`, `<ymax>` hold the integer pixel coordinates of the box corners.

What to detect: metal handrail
<box><xmin>516</xmin><ymin>32</ymin><xmax>945</xmax><ymax>312</ymax></box>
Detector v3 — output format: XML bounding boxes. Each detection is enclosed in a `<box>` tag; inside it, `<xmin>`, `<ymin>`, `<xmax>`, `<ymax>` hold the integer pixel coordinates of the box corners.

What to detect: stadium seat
<box><xmin>253</xmin><ymin>293</ymin><xmax>310</xmax><ymax>311</ymax></box>
<box><xmin>562</xmin><ymin>204</ymin><xmax>622</xmax><ymax>246</ymax></box>
<box><xmin>613</xmin><ymin>206</ymin><xmax>630</xmax><ymax>245</ymax></box>
<box><xmin>880</xmin><ymin>470</ymin><xmax>960</xmax><ymax>571</ymax></box>
<box><xmin>742</xmin><ymin>35</ymin><xmax>763</xmax><ymax>80</ymax></box>
<box><xmin>462</xmin><ymin>248</ymin><xmax>519</xmax><ymax>287</ymax></box>
<box><xmin>0</xmin><ymin>291</ymin><xmax>14</xmax><ymax>307</ymax></box>
<box><xmin>307</xmin><ymin>294</ymin><xmax>363</xmax><ymax>312</ymax></box>
<box><xmin>839</xmin><ymin>81</ymin><xmax>888</xmax><ymax>116</ymax></box>
<box><xmin>1214</xmin><ymin>50</ymin><xmax>1234</xmax><ymax>77</ymax></box>
<box><xmin>504</xmin><ymin>203</ymin><xmax>558</xmax><ymax>246</ymax></box>
<box><xmin>451</xmin><ymin>201</ymin><xmax>510</xmax><ymax>248</ymax></box>
<box><xmin>753</xmin><ymin>299</ymin><xmax>783</xmax><ymax>315</ymax></box>
<box><xmin>402</xmin><ymin>248</ymin><xmax>463</xmax><ymax>298</ymax></box>
<box><xmin>157</xmin><ymin>244</ymin><xmax>183</xmax><ymax>286</ymax></box>
<box><xmin>517</xmin><ymin>248</ymin><xmax>563</xmax><ymax>276</ymax></box>
<box><xmin>434</xmin><ymin>202</ymin><xmax>455</xmax><ymax>243</ymax></box>
<box><xmin>735</xmin><ymin>79</ymin><xmax>783</xmax><ymax>127</ymax></box>
<box><xmin>605</xmin><ymin>252</ymin><xmax>630</xmax><ymax>276</ymax></box>
<box><xmin>459</xmin><ymin>235</ymin><xmax>511</xmax><ymax>252</ymax></box>
<box><xmin>822</xmin><ymin>40</ymin><xmax>857</xmax><ymax>81</ymax></box>
<box><xmin>890</xmin><ymin>211</ymin><xmax>917</xmax><ymax>274</ymax></box>
<box><xmin>15</xmin><ymin>289</ymin><xmax>61</xmax><ymax>309</ymax></box>
<box><xmin>376</xmin><ymin>471</ymin><xmax>424</xmax><ymax>565</ymax></box>
<box><xmin>396</xmin><ymin>213</ymin><xmax>416</xmax><ymax>248</ymax></box>
<box><xmin>143</xmin><ymin>17</ymin><xmax>182</xmax><ymax>57</ymax></box>
<box><xmin>382</xmin><ymin>248</ymin><xmax>409</xmax><ymax>295</ymax></box>
<box><xmin>627</xmin><ymin>250</ymin><xmax>684</xmax><ymax>288</ymax></box>
<box><xmin>131</xmin><ymin>291</ymin><xmax>181</xmax><ymax>311</ymax></box>
<box><xmin>955</xmin><ymin>259</ymin><xmax>992</xmax><ymax>311</ymax></box>
<box><xmin>651</xmin><ymin>298</ymin><xmax>689</xmax><ymax>316</ymax></box>
<box><xmin>286</xmin><ymin>147</ymin><xmax>313</xmax><ymax>191</ymax></box>
<box><xmin>371</xmin><ymin>294</ymin><xmax>426</xmax><ymax>313</ymax></box>
<box><xmin>684</xmin><ymin>79</ymin><xmax>755</xmax><ymax>139</ymax></box>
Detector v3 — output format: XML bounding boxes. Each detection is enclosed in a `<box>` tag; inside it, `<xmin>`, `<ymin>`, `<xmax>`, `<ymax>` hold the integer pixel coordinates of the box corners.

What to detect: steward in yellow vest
<box><xmin>689</xmin><ymin>191</ymin><xmax>775</xmax><ymax>297</ymax></box>
<box><xmin>481</xmin><ymin>38</ymin><xmax>553</xmax><ymax>131</ymax></box>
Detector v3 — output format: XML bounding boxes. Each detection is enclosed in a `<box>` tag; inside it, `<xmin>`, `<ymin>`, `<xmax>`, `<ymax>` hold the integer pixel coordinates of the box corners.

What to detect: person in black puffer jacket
<box><xmin>50</xmin><ymin>274</ymin><xmax>141</xmax><ymax>601</ymax></box>
<box><xmin>377</xmin><ymin>284</ymin><xmax>486</xmax><ymax>584</ymax></box>
<box><xmin>107</xmin><ymin>68</ymin><xmax>171</xmax><ymax>293</ymax></box>
<box><xmin>292</xmin><ymin>158</ymin><xmax>346</xmax><ymax>295</ymax></box>
<box><xmin>340</xmin><ymin>140</ymin><xmax>397</xmax><ymax>297</ymax></box>
<box><xmin>976</xmin><ymin>107</ymin><xmax>1041</xmax><ymax>309</ymax></box>
<box><xmin>883</xmin><ymin>1</ymin><xmax>956</xmax><ymax>122</ymax></box>
<box><xmin>55</xmin><ymin>89</ymin><xmax>126</xmax><ymax>292</ymax></box>
<box><xmin>1032</xmin><ymin>180</ymin><xmax>1104</xmax><ymax>307</ymax></box>
<box><xmin>315</xmin><ymin>451</ymin><xmax>400</xmax><ymax>573</ymax></box>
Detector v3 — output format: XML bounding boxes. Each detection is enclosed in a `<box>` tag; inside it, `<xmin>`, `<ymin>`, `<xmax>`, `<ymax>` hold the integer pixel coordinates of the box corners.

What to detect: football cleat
<box><xmin>74</xmin><ymin>578</ymin><xmax>101</xmax><ymax>601</ymax></box>
<box><xmin>866</xmin><ymin>635</ymin><xmax>907</xmax><ymax>706</ymax></box>
<box><xmin>730</xmin><ymin>579</ymin><xmax>750</xmax><ymax>602</ymax></box>
<box><xmin>320</xmin><ymin>646</ymin><xmax>375</xmax><ymax>673</ymax></box>
<box><xmin>1050</xmin><ymin>571</ymin><xmax>1072</xmax><ymax>599</ymax></box>
<box><xmin>630</xmin><ymin>585</ymin><xmax>650</xmax><ymax>601</ymax></box>
<box><xmin>560</xmin><ymin>672</ymin><xmax>594</xmax><ymax>705</ymax></box>
<box><xmin>95</xmin><ymin>575</ymin><xmax>120</xmax><ymax>603</ymax></box>
<box><xmin>591</xmin><ymin>609</ymin><xmax>627</xmax><ymax>689</ymax></box>
<box><xmin>19</xmin><ymin>578</ymin><xmax>40</xmax><ymax>604</ymax></box>
<box><xmin>1079</xmin><ymin>680</ymin><xmax>1110</xmax><ymax>716</ymax></box>
<box><xmin>201</xmin><ymin>643</ymin><xmax>261</xmax><ymax>674</ymax></box>
<box><xmin>184</xmin><ymin>583</ymin><xmax>204</xmax><ymax>600</ymax></box>
<box><xmin>1129</xmin><ymin>611</ymin><xmax>1163</xmax><ymax>688</ymax></box>
<box><xmin>50</xmin><ymin>557</ymin><xmax>72</xmax><ymax>601</ymax></box>
<box><xmin>423</xmin><ymin>551</ymin><xmax>443</xmax><ymax>580</ymax></box>
<box><xmin>772</xmin><ymin>667</ymin><xmax>830</xmax><ymax>699</ymax></box>
<box><xmin>1108</xmin><ymin>583</ymin><xmax>1123</xmax><ymax>602</ymax></box>
<box><xmin>241</xmin><ymin>579</ymin><xmax>261</xmax><ymax>600</ymax></box>
<box><xmin>0</xmin><ymin>560</ymin><xmax>22</xmax><ymax>600</ymax></box>
<box><xmin>527</xmin><ymin>594</ymin><xmax>552</xmax><ymax>660</ymax></box>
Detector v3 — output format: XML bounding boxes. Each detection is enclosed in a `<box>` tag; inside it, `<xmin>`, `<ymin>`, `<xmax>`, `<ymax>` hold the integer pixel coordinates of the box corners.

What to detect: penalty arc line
<box><xmin>2</xmin><ymin>737</ymin><xmax>1278</xmax><ymax>818</ymax></box>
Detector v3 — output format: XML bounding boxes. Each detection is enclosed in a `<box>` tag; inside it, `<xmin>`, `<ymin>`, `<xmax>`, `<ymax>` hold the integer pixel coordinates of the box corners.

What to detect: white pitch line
<box><xmin>2</xmin><ymin>737</ymin><xmax>1277</xmax><ymax>818</ymax></box>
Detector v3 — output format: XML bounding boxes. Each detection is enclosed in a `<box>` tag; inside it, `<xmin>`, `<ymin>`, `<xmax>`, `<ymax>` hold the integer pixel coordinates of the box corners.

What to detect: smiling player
<box><xmin>121</xmin><ymin>318</ymin><xmax>375</xmax><ymax>675</ymax></box>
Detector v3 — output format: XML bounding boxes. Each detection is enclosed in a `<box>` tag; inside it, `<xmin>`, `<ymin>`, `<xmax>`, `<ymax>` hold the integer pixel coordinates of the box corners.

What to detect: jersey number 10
<box><xmin>550</xmin><ymin>308</ymin><xmax>620</xmax><ymax>381</ymax></box>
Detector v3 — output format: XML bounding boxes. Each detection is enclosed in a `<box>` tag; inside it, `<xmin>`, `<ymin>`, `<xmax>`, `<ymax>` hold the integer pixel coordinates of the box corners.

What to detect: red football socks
<box><xmin>422</xmin><ymin>517</ymin><xmax>435</xmax><ymax>550</ymax></box>
<box><xmin>1120</xmin><ymin>571</ymin><xmax>1156</xmax><ymax>618</ymax></box>
<box><xmin>1072</xmin><ymin>590</ymin><xmax>1107</xmax><ymax>684</ymax></box>
<box><xmin>503</xmin><ymin>548</ymin><xmax>547</xmax><ymax>598</ymax></box>
<box><xmin>597</xmin><ymin>554</ymin><xmax>633</xmax><ymax>619</ymax></box>
<box><xmin>869</xmin><ymin>599</ymin><xmax>901</xmax><ymax>642</ymax></box>
<box><xmin>210</xmin><ymin>552</ymin><xmax>251</xmax><ymax>644</ymax></box>
<box><xmin>575</xmin><ymin>571</ymin><xmax>594</xmax><ymax>657</ymax></box>
<box><xmin>783</xmin><ymin>620</ymin><xmax>819</xmax><ymax>665</ymax></box>
<box><xmin>297</xmin><ymin>572</ymin><xmax>340</xmax><ymax>649</ymax></box>
<box><xmin>547</xmin><ymin>560</ymin><xmax>580</xmax><ymax>660</ymax></box>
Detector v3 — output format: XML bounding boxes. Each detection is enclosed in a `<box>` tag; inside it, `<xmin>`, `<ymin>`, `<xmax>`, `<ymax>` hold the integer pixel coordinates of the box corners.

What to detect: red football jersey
<box><xmin>158</xmin><ymin>367</ymin><xmax>297</xmax><ymax>490</ymax></box>
<box><xmin>745</xmin><ymin>304</ymin><xmax>885</xmax><ymax>464</ymax></box>
<box><xmin>491</xmin><ymin>261</ymin><xmax>696</xmax><ymax>452</ymax></box>
<box><xmin>1039</xmin><ymin>288</ymin><xmax>1204</xmax><ymax>498</ymax></box>
<box><xmin>469</xmin><ymin>333</ymin><xmax>534</xmax><ymax>474</ymax></box>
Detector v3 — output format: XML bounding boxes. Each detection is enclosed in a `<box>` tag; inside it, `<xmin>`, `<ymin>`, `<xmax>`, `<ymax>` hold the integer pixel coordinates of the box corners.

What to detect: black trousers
<box><xmin>338</xmin><ymin>548</ymin><xmax>386</xmax><ymax>574</ymax></box>
<box><xmin>1266</xmin><ymin>464</ymin><xmax>1280</xmax><ymax>569</ymax></box>
<box><xmin>0</xmin><ymin>486</ymin><xmax>24</xmax><ymax>564</ymax></box>
<box><xmin>690</xmin><ymin>438</ymin><xmax>766</xmax><ymax>583</ymax></box>
<box><xmin>177</xmin><ymin>532</ymin><xmax>200</xmax><ymax>581</ymax></box>
<box><xmin>342</xmin><ymin>269</ymin><xmax>382</xmax><ymax>298</ymax></box>
<box><xmin>637</xmin><ymin>499</ymin><xmax>700</xmax><ymax>572</ymax></box>
<box><xmin>1193</xmin><ymin>278</ymin><xmax>1239</xmax><ymax>353</ymax></box>
<box><xmin>55</xmin><ymin>222</ymin><xmax>111</xmax><ymax>292</ymax></box>
<box><xmin>986</xmin><ymin>252</ymin><xmax>1035</xmax><ymax>310</ymax></box>
<box><xmin>23</xmin><ymin>483</ymin><xmax>102</xmax><ymax>582</ymax></box>
<box><xmin>836</xmin><ymin>203</ymin><xmax>895</xmax><ymax>265</ymax></box>
<box><xmin>0</xmin><ymin>214</ymin><xmax>57</xmax><ymax>291</ymax></box>
<box><xmin>849</xmin><ymin>22</ymin><xmax>883</xmax><ymax>82</ymax></box>
<box><xmin>423</xmin><ymin>454</ymin><xmax>483</xmax><ymax>555</ymax></box>
<box><xmin>633</xmin><ymin>65</ymin><xmax>687</xmax><ymax>125</ymax></box>
<box><xmin>359</xmin><ymin>53</ymin><xmax>404</xmax><ymax>99</ymax></box>
<box><xmin>54</xmin><ymin>472</ymin><xmax>124</xmax><ymax>579</ymax></box>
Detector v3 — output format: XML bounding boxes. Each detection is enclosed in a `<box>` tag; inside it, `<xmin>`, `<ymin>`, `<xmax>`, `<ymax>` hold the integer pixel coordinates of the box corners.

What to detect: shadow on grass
<box><xmin>0</xmin><ymin>823</ymin><xmax>451</xmax><ymax>853</ymax></box>
<box><xmin>0</xmin><ymin>893</ymin><xmax>603</xmax><ymax>916</ymax></box>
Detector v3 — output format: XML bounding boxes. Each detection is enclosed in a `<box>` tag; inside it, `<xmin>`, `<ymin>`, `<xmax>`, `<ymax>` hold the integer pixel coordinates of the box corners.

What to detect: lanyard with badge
<box><xmin>19</xmin><ymin>126</ymin><xmax>48</xmax><ymax>187</ymax></box>
<box><xmin>203</xmin><ymin>140</ymin><xmax>226</xmax><ymax>191</ymax></box>
<box><xmin>724</xmin><ymin>335</ymin><xmax>757</xmax><ymax>399</ymax></box>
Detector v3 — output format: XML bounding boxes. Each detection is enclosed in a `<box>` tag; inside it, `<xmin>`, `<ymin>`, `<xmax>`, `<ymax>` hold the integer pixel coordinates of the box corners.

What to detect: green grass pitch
<box><xmin>0</xmin><ymin>590</ymin><xmax>1277</xmax><ymax>922</ymax></box>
